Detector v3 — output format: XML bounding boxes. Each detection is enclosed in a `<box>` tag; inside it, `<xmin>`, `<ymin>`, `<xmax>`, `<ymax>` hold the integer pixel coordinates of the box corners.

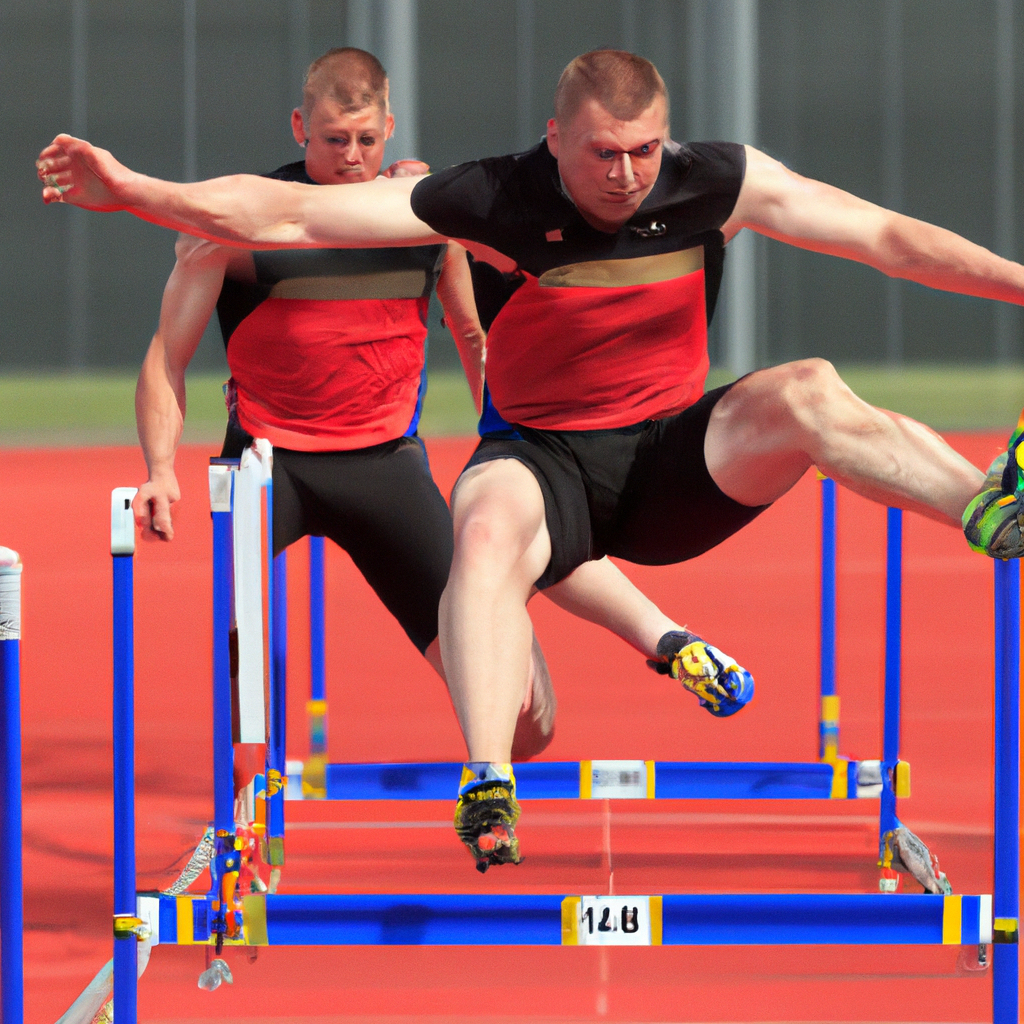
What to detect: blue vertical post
<box><xmin>308</xmin><ymin>535</ymin><xmax>327</xmax><ymax>756</ymax></box>
<box><xmin>993</xmin><ymin>558</ymin><xmax>1019</xmax><ymax>1024</ymax></box>
<box><xmin>267</xmin><ymin>474</ymin><xmax>286</xmax><ymax>849</ymax></box>
<box><xmin>111</xmin><ymin>488</ymin><xmax>139</xmax><ymax>1024</ymax></box>
<box><xmin>879</xmin><ymin>507</ymin><xmax>902</xmax><ymax>840</ymax></box>
<box><xmin>819</xmin><ymin>477</ymin><xmax>839</xmax><ymax>759</ymax></box>
<box><xmin>0</xmin><ymin>549</ymin><xmax>24</xmax><ymax>1024</ymax></box>
<box><xmin>209</xmin><ymin>463</ymin><xmax>236</xmax><ymax>837</ymax></box>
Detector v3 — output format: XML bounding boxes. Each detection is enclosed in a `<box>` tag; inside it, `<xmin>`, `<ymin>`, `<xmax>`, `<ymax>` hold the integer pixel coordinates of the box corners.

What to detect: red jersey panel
<box><xmin>229</xmin><ymin>296</ymin><xmax>429</xmax><ymax>451</ymax></box>
<box><xmin>486</xmin><ymin>265</ymin><xmax>709</xmax><ymax>430</ymax></box>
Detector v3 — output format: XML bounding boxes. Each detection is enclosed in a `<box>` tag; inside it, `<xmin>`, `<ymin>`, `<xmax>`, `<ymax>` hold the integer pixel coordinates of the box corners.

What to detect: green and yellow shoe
<box><xmin>963</xmin><ymin>417</ymin><xmax>1024</xmax><ymax>558</ymax></box>
<box><xmin>454</xmin><ymin>762</ymin><xmax>522</xmax><ymax>873</ymax></box>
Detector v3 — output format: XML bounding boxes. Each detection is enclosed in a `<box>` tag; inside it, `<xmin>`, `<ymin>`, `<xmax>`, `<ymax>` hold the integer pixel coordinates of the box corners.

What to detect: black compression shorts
<box><xmin>223</xmin><ymin>421</ymin><xmax>453</xmax><ymax>653</ymax></box>
<box><xmin>464</xmin><ymin>384</ymin><xmax>769</xmax><ymax>589</ymax></box>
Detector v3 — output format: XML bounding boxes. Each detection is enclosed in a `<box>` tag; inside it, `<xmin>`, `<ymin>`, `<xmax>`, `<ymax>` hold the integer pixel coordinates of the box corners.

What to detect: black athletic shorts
<box><xmin>223</xmin><ymin>420</ymin><xmax>453</xmax><ymax>653</ymax></box>
<box><xmin>464</xmin><ymin>384</ymin><xmax>769</xmax><ymax>589</ymax></box>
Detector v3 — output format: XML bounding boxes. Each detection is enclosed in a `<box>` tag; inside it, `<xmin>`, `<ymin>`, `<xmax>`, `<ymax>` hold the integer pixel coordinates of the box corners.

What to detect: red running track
<box><xmin>0</xmin><ymin>434</ymin><xmax>1016</xmax><ymax>1023</ymax></box>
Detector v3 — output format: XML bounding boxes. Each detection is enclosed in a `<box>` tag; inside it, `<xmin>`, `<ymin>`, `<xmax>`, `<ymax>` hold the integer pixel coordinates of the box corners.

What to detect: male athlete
<box><xmin>39</xmin><ymin>49</ymin><xmax>1016</xmax><ymax>869</ymax></box>
<box><xmin>121</xmin><ymin>47</ymin><xmax>749</xmax><ymax>796</ymax></box>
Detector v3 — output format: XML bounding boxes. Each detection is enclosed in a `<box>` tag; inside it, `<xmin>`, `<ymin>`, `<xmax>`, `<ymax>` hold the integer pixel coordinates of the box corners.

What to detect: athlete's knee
<box><xmin>450</xmin><ymin>464</ymin><xmax>548</xmax><ymax>583</ymax></box>
<box><xmin>775</xmin><ymin>359</ymin><xmax>858</xmax><ymax>435</ymax></box>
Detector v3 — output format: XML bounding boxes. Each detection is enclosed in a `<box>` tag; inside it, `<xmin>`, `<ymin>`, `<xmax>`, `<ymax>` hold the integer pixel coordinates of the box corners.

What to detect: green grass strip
<box><xmin>1</xmin><ymin>364</ymin><xmax>1021</xmax><ymax>446</ymax></box>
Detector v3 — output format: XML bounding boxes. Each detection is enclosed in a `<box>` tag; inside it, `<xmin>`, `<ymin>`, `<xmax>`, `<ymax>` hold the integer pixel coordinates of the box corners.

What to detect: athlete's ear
<box><xmin>546</xmin><ymin>118</ymin><xmax>559</xmax><ymax>158</ymax></box>
<box><xmin>384</xmin><ymin>112</ymin><xmax>395</xmax><ymax>140</ymax></box>
<box><xmin>291</xmin><ymin>108</ymin><xmax>307</xmax><ymax>148</ymax></box>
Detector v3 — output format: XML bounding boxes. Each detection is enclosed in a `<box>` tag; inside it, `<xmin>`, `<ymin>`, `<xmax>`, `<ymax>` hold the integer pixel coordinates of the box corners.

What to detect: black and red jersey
<box><xmin>217</xmin><ymin>161</ymin><xmax>445</xmax><ymax>451</ymax></box>
<box><xmin>411</xmin><ymin>141</ymin><xmax>744</xmax><ymax>431</ymax></box>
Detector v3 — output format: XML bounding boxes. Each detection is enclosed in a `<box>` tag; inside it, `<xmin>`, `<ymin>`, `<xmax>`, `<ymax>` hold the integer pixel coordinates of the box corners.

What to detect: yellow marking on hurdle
<box><xmin>895</xmin><ymin>760</ymin><xmax>911</xmax><ymax>797</ymax></box>
<box><xmin>645</xmin><ymin>760</ymin><xmax>656</xmax><ymax>799</ymax></box>
<box><xmin>561</xmin><ymin>896</ymin><xmax>581</xmax><ymax>945</ymax></box>
<box><xmin>942</xmin><ymin>895</ymin><xmax>962</xmax><ymax>944</ymax></box>
<box><xmin>242</xmin><ymin>894</ymin><xmax>269</xmax><ymax>946</ymax></box>
<box><xmin>649</xmin><ymin>896</ymin><xmax>663</xmax><ymax>945</ymax></box>
<box><xmin>994</xmin><ymin>917</ymin><xmax>1019</xmax><ymax>943</ymax></box>
<box><xmin>579</xmin><ymin>762</ymin><xmax>593</xmax><ymax>800</ymax></box>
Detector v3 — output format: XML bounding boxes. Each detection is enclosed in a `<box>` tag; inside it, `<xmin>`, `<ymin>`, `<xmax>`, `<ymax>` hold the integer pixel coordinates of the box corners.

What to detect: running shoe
<box><xmin>647</xmin><ymin>630</ymin><xmax>754</xmax><ymax>717</ymax></box>
<box><xmin>963</xmin><ymin>414</ymin><xmax>1024</xmax><ymax>558</ymax></box>
<box><xmin>454</xmin><ymin>762</ymin><xmax>521</xmax><ymax>873</ymax></box>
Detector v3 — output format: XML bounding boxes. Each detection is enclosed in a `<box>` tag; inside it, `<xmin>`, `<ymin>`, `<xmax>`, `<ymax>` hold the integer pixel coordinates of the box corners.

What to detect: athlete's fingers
<box><xmin>383</xmin><ymin>159</ymin><xmax>430</xmax><ymax>178</ymax></box>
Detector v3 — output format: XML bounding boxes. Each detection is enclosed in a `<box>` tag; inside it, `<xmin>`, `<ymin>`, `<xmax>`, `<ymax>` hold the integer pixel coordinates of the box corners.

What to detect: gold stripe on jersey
<box><xmin>538</xmin><ymin>246</ymin><xmax>704</xmax><ymax>289</ymax></box>
<box><xmin>268</xmin><ymin>268</ymin><xmax>430</xmax><ymax>301</ymax></box>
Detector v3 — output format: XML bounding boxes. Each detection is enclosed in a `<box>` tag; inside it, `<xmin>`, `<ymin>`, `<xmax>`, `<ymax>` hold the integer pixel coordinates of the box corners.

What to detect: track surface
<box><xmin>0</xmin><ymin>434</ymin><xmax>1016</xmax><ymax>1023</ymax></box>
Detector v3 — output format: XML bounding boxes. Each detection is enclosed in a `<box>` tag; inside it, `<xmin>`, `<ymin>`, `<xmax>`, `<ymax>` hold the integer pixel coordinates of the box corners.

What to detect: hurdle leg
<box><xmin>992</xmin><ymin>558</ymin><xmax>1019</xmax><ymax>1023</ymax></box>
<box><xmin>266</xmin><ymin>474</ymin><xmax>287</xmax><ymax>855</ymax></box>
<box><xmin>0</xmin><ymin>549</ymin><xmax>24</xmax><ymax>1024</ymax></box>
<box><xmin>111</xmin><ymin>489</ymin><xmax>139</xmax><ymax>1024</ymax></box>
<box><xmin>877</xmin><ymin>508</ymin><xmax>903</xmax><ymax>883</ymax></box>
<box><xmin>209</xmin><ymin>462</ymin><xmax>237</xmax><ymax>942</ymax></box>
<box><xmin>304</xmin><ymin>535</ymin><xmax>328</xmax><ymax>798</ymax></box>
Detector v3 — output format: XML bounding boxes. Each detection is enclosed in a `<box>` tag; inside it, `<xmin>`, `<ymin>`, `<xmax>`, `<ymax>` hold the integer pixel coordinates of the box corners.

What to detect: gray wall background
<box><xmin>1</xmin><ymin>0</ymin><xmax>1021</xmax><ymax>373</ymax></box>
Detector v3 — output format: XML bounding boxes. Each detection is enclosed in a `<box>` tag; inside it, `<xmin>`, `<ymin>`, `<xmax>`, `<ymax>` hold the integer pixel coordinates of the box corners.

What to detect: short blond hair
<box><xmin>554</xmin><ymin>50</ymin><xmax>668</xmax><ymax>126</ymax></box>
<box><xmin>301</xmin><ymin>47</ymin><xmax>389</xmax><ymax>121</ymax></box>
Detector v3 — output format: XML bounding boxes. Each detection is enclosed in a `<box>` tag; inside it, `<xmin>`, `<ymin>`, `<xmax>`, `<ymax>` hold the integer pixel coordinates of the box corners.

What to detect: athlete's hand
<box><xmin>36</xmin><ymin>134</ymin><xmax>134</xmax><ymax>210</ymax></box>
<box><xmin>383</xmin><ymin>159</ymin><xmax>430</xmax><ymax>178</ymax></box>
<box><xmin>133</xmin><ymin>474</ymin><xmax>181</xmax><ymax>541</ymax></box>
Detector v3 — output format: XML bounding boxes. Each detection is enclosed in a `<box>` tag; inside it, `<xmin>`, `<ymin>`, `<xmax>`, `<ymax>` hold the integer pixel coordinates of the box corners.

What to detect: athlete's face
<box><xmin>546</xmin><ymin>95</ymin><xmax>667</xmax><ymax>232</ymax></box>
<box><xmin>291</xmin><ymin>100</ymin><xmax>394</xmax><ymax>185</ymax></box>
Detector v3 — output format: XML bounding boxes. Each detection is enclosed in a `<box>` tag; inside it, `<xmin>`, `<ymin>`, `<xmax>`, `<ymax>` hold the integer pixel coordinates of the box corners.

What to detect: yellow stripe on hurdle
<box><xmin>579</xmin><ymin>762</ymin><xmax>593</xmax><ymax>800</ymax></box>
<box><xmin>942</xmin><ymin>895</ymin><xmax>963</xmax><ymax>944</ymax></box>
<box><xmin>649</xmin><ymin>896</ymin><xmax>663</xmax><ymax>945</ymax></box>
<box><xmin>645</xmin><ymin>761</ymin><xmax>656</xmax><ymax>799</ymax></box>
<box><xmin>243</xmin><ymin>894</ymin><xmax>269</xmax><ymax>946</ymax></box>
<box><xmin>176</xmin><ymin>896</ymin><xmax>195</xmax><ymax>945</ymax></box>
<box><xmin>895</xmin><ymin>761</ymin><xmax>911</xmax><ymax>798</ymax></box>
<box><xmin>561</xmin><ymin>896</ymin><xmax>581</xmax><ymax>945</ymax></box>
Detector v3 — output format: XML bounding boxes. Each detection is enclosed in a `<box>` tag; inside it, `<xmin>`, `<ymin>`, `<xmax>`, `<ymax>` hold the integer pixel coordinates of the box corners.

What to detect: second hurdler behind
<box><xmin>40</xmin><ymin>50</ymin><xmax>1018</xmax><ymax>870</ymax></box>
<box><xmin>119</xmin><ymin>47</ymin><xmax>751</xmax><ymax>866</ymax></box>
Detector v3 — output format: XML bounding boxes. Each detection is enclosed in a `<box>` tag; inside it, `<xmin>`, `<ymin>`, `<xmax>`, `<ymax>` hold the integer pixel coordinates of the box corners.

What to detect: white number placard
<box><xmin>586</xmin><ymin>760</ymin><xmax>650</xmax><ymax>799</ymax></box>
<box><xmin>566</xmin><ymin>896</ymin><xmax>655</xmax><ymax>945</ymax></box>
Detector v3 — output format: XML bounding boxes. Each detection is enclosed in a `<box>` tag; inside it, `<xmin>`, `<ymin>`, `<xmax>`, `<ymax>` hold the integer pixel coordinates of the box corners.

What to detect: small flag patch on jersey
<box><xmin>545</xmin><ymin>229</ymin><xmax>563</xmax><ymax>242</ymax></box>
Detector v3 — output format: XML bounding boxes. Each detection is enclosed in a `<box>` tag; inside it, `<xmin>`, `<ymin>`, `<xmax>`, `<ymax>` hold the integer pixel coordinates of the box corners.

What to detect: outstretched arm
<box><xmin>725</xmin><ymin>145</ymin><xmax>1024</xmax><ymax>305</ymax></box>
<box><xmin>37</xmin><ymin>134</ymin><xmax>443</xmax><ymax>249</ymax></box>
<box><xmin>134</xmin><ymin>235</ymin><xmax>234</xmax><ymax>539</ymax></box>
<box><xmin>435</xmin><ymin>243</ymin><xmax>486</xmax><ymax>413</ymax></box>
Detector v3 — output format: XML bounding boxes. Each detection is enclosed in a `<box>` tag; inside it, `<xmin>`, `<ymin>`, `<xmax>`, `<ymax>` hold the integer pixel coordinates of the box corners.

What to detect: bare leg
<box><xmin>706</xmin><ymin>359</ymin><xmax>983</xmax><ymax>524</ymax></box>
<box><xmin>439</xmin><ymin>459</ymin><xmax>552</xmax><ymax>763</ymax></box>
<box><xmin>426</xmin><ymin>627</ymin><xmax>556</xmax><ymax>760</ymax></box>
<box><xmin>544</xmin><ymin>556</ymin><xmax>681</xmax><ymax>658</ymax></box>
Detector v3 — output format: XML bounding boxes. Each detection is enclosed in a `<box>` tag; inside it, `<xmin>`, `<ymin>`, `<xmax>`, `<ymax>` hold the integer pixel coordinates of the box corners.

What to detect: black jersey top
<box><xmin>410</xmin><ymin>141</ymin><xmax>745</xmax><ymax>430</ymax></box>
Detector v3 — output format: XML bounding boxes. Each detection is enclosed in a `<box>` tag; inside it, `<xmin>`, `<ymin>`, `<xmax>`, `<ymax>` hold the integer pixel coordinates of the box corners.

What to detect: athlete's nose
<box><xmin>608</xmin><ymin>153</ymin><xmax>635</xmax><ymax>190</ymax></box>
<box><xmin>342</xmin><ymin>139</ymin><xmax>361</xmax><ymax>165</ymax></box>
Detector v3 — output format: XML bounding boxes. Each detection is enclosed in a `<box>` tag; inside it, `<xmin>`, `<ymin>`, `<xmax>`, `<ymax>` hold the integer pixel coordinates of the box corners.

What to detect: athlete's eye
<box><xmin>360</xmin><ymin>136</ymin><xmax>377</xmax><ymax>147</ymax></box>
<box><xmin>632</xmin><ymin>142</ymin><xmax>658</xmax><ymax>157</ymax></box>
<box><xmin>596</xmin><ymin>149</ymin><xmax>615</xmax><ymax>160</ymax></box>
<box><xmin>327</xmin><ymin>136</ymin><xmax>350</xmax><ymax>147</ymax></box>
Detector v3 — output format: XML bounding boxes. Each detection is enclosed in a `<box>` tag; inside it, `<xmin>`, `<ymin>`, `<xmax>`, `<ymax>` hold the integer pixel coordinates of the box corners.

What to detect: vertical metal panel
<box><xmin>515</xmin><ymin>0</ymin><xmax>536</xmax><ymax>151</ymax></box>
<box><xmin>882</xmin><ymin>0</ymin><xmax>904</xmax><ymax>364</ymax></box>
<box><xmin>381</xmin><ymin>0</ymin><xmax>418</xmax><ymax>161</ymax></box>
<box><xmin>68</xmin><ymin>0</ymin><xmax>89</xmax><ymax>368</ymax></box>
<box><xmin>183</xmin><ymin>0</ymin><xmax>197</xmax><ymax>182</ymax></box>
<box><xmin>994</xmin><ymin>0</ymin><xmax>1019</xmax><ymax>362</ymax></box>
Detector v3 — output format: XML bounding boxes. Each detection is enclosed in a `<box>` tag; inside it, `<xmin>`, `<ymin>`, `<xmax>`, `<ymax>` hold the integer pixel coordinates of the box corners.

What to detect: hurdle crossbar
<box><xmin>286</xmin><ymin>757</ymin><xmax>895</xmax><ymax>802</ymax></box>
<box><xmin>138</xmin><ymin>891</ymin><xmax>996</xmax><ymax>948</ymax></box>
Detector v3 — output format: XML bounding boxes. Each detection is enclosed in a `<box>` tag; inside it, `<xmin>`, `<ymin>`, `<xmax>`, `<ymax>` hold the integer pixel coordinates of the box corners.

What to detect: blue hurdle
<box><xmin>0</xmin><ymin>548</ymin><xmax>24</xmax><ymax>1024</ymax></box>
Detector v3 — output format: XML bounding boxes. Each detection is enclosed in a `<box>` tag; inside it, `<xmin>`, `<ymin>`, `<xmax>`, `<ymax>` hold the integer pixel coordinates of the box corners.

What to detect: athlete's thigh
<box><xmin>283</xmin><ymin>440</ymin><xmax>454</xmax><ymax>653</ymax></box>
<box><xmin>460</xmin><ymin>435</ymin><xmax>591</xmax><ymax>589</ymax></box>
<box><xmin>610</xmin><ymin>385</ymin><xmax>770</xmax><ymax>565</ymax></box>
